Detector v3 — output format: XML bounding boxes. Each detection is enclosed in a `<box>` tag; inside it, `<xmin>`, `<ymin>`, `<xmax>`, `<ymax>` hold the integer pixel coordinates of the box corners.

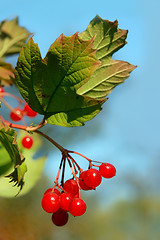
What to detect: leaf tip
<box><xmin>57</xmin><ymin>34</ymin><xmax>64</xmax><ymax>44</ymax></box>
<box><xmin>113</xmin><ymin>20</ymin><xmax>118</xmax><ymax>27</ymax></box>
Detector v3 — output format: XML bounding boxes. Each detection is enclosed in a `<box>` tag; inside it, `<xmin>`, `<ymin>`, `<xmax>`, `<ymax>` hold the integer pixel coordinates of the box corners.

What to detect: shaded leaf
<box><xmin>0</xmin><ymin>120</ymin><xmax>26</xmax><ymax>192</ymax></box>
<box><xmin>15</xmin><ymin>34</ymin><xmax>105</xmax><ymax>127</ymax></box>
<box><xmin>0</xmin><ymin>144</ymin><xmax>12</xmax><ymax>176</ymax></box>
<box><xmin>0</xmin><ymin>17</ymin><xmax>31</xmax><ymax>58</ymax></box>
<box><xmin>0</xmin><ymin>119</ymin><xmax>24</xmax><ymax>166</ymax></box>
<box><xmin>78</xmin><ymin>15</ymin><xmax>136</xmax><ymax>99</ymax></box>
<box><xmin>6</xmin><ymin>162</ymin><xmax>27</xmax><ymax>194</ymax></box>
<box><xmin>0</xmin><ymin>132</ymin><xmax>47</xmax><ymax>197</ymax></box>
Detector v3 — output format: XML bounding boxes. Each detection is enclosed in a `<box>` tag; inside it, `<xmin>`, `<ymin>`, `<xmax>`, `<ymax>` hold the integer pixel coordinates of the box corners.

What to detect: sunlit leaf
<box><xmin>15</xmin><ymin>34</ymin><xmax>105</xmax><ymax>127</ymax></box>
<box><xmin>78</xmin><ymin>15</ymin><xmax>136</xmax><ymax>98</ymax></box>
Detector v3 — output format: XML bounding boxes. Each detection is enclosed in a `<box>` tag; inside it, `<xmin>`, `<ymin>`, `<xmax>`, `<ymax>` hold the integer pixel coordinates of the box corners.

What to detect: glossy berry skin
<box><xmin>22</xmin><ymin>136</ymin><xmax>33</xmax><ymax>149</ymax></box>
<box><xmin>44</xmin><ymin>188</ymin><xmax>61</xmax><ymax>196</ymax></box>
<box><xmin>0</xmin><ymin>87</ymin><xmax>4</xmax><ymax>96</ymax></box>
<box><xmin>79</xmin><ymin>171</ymin><xmax>94</xmax><ymax>190</ymax></box>
<box><xmin>60</xmin><ymin>192</ymin><xmax>73</xmax><ymax>211</ymax></box>
<box><xmin>41</xmin><ymin>192</ymin><xmax>60</xmax><ymax>213</ymax></box>
<box><xmin>23</xmin><ymin>103</ymin><xmax>37</xmax><ymax>117</ymax></box>
<box><xmin>63</xmin><ymin>179</ymin><xmax>79</xmax><ymax>196</ymax></box>
<box><xmin>10</xmin><ymin>108</ymin><xmax>23</xmax><ymax>121</ymax></box>
<box><xmin>83</xmin><ymin>168</ymin><xmax>102</xmax><ymax>188</ymax></box>
<box><xmin>52</xmin><ymin>209</ymin><xmax>69</xmax><ymax>226</ymax></box>
<box><xmin>99</xmin><ymin>163</ymin><xmax>116</xmax><ymax>178</ymax></box>
<box><xmin>69</xmin><ymin>198</ymin><xmax>87</xmax><ymax>216</ymax></box>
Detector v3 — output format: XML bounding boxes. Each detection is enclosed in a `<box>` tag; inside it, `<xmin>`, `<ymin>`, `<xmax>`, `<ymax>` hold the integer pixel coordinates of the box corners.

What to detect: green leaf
<box><xmin>15</xmin><ymin>33</ymin><xmax>105</xmax><ymax>127</ymax></box>
<box><xmin>0</xmin><ymin>62</ymin><xmax>15</xmax><ymax>87</ymax></box>
<box><xmin>0</xmin><ymin>17</ymin><xmax>31</xmax><ymax>59</ymax></box>
<box><xmin>0</xmin><ymin>120</ymin><xmax>26</xmax><ymax>192</ymax></box>
<box><xmin>77</xmin><ymin>15</ymin><xmax>136</xmax><ymax>99</ymax></box>
<box><xmin>0</xmin><ymin>132</ymin><xmax>47</xmax><ymax>197</ymax></box>
<box><xmin>0</xmin><ymin>120</ymin><xmax>24</xmax><ymax>167</ymax></box>
<box><xmin>0</xmin><ymin>144</ymin><xmax>12</xmax><ymax>176</ymax></box>
<box><xmin>6</xmin><ymin>162</ymin><xmax>27</xmax><ymax>194</ymax></box>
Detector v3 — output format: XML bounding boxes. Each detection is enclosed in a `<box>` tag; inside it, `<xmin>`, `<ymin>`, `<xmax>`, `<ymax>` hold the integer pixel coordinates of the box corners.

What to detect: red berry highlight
<box><xmin>60</xmin><ymin>192</ymin><xmax>73</xmax><ymax>211</ymax></box>
<box><xmin>83</xmin><ymin>168</ymin><xmax>102</xmax><ymax>188</ymax></box>
<box><xmin>22</xmin><ymin>136</ymin><xmax>33</xmax><ymax>149</ymax></box>
<box><xmin>63</xmin><ymin>179</ymin><xmax>79</xmax><ymax>196</ymax></box>
<box><xmin>10</xmin><ymin>108</ymin><xmax>23</xmax><ymax>121</ymax></box>
<box><xmin>41</xmin><ymin>192</ymin><xmax>60</xmax><ymax>213</ymax></box>
<box><xmin>99</xmin><ymin>163</ymin><xmax>116</xmax><ymax>178</ymax></box>
<box><xmin>52</xmin><ymin>209</ymin><xmax>69</xmax><ymax>226</ymax></box>
<box><xmin>79</xmin><ymin>171</ymin><xmax>94</xmax><ymax>190</ymax></box>
<box><xmin>23</xmin><ymin>103</ymin><xmax>37</xmax><ymax>117</ymax></box>
<box><xmin>69</xmin><ymin>198</ymin><xmax>87</xmax><ymax>216</ymax></box>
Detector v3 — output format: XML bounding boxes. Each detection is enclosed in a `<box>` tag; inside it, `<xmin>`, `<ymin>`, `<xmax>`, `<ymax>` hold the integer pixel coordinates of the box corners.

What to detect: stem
<box><xmin>54</xmin><ymin>156</ymin><xmax>64</xmax><ymax>185</ymax></box>
<box><xmin>67</xmin><ymin>156</ymin><xmax>81</xmax><ymax>197</ymax></box>
<box><xmin>68</xmin><ymin>154</ymin><xmax>83</xmax><ymax>172</ymax></box>
<box><xmin>4</xmin><ymin>117</ymin><xmax>47</xmax><ymax>132</ymax></box>
<box><xmin>35</xmin><ymin>129</ymin><xmax>66</xmax><ymax>154</ymax></box>
<box><xmin>69</xmin><ymin>150</ymin><xmax>92</xmax><ymax>162</ymax></box>
<box><xmin>0</xmin><ymin>97</ymin><xmax>16</xmax><ymax>113</ymax></box>
<box><xmin>61</xmin><ymin>158</ymin><xmax>66</xmax><ymax>186</ymax></box>
<box><xmin>3</xmin><ymin>117</ymin><xmax>66</xmax><ymax>154</ymax></box>
<box><xmin>0</xmin><ymin>92</ymin><xmax>25</xmax><ymax>103</ymax></box>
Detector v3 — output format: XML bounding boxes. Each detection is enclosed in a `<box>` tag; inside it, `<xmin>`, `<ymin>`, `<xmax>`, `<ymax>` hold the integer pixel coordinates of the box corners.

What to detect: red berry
<box><xmin>99</xmin><ymin>163</ymin><xmax>116</xmax><ymax>178</ymax></box>
<box><xmin>60</xmin><ymin>192</ymin><xmax>73</xmax><ymax>211</ymax></box>
<box><xmin>44</xmin><ymin>188</ymin><xmax>61</xmax><ymax>196</ymax></box>
<box><xmin>0</xmin><ymin>87</ymin><xmax>5</xmax><ymax>97</ymax></box>
<box><xmin>22</xmin><ymin>136</ymin><xmax>33</xmax><ymax>149</ymax></box>
<box><xmin>52</xmin><ymin>209</ymin><xmax>69</xmax><ymax>226</ymax></box>
<box><xmin>69</xmin><ymin>198</ymin><xmax>87</xmax><ymax>216</ymax></box>
<box><xmin>23</xmin><ymin>103</ymin><xmax>37</xmax><ymax>117</ymax></box>
<box><xmin>83</xmin><ymin>168</ymin><xmax>102</xmax><ymax>188</ymax></box>
<box><xmin>63</xmin><ymin>179</ymin><xmax>79</xmax><ymax>196</ymax></box>
<box><xmin>41</xmin><ymin>192</ymin><xmax>60</xmax><ymax>213</ymax></box>
<box><xmin>79</xmin><ymin>171</ymin><xmax>94</xmax><ymax>190</ymax></box>
<box><xmin>10</xmin><ymin>108</ymin><xmax>23</xmax><ymax>121</ymax></box>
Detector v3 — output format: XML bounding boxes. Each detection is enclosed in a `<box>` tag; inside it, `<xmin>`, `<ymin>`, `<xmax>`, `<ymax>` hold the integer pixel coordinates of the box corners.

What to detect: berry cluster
<box><xmin>41</xmin><ymin>151</ymin><xmax>116</xmax><ymax>227</ymax></box>
<box><xmin>0</xmin><ymin>87</ymin><xmax>36</xmax><ymax>149</ymax></box>
<box><xmin>0</xmin><ymin>87</ymin><xmax>37</xmax><ymax>122</ymax></box>
<box><xmin>10</xmin><ymin>103</ymin><xmax>37</xmax><ymax>122</ymax></box>
<box><xmin>1</xmin><ymin>86</ymin><xmax>117</xmax><ymax>227</ymax></box>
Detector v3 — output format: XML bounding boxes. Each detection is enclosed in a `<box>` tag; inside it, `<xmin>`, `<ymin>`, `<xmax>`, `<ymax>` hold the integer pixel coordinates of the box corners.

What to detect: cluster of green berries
<box><xmin>42</xmin><ymin>163</ymin><xmax>116</xmax><ymax>227</ymax></box>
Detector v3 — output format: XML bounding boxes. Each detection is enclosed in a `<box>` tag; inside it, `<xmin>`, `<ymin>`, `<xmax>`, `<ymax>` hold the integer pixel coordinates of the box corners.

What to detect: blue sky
<box><xmin>1</xmin><ymin>0</ymin><xmax>160</xmax><ymax>200</ymax></box>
